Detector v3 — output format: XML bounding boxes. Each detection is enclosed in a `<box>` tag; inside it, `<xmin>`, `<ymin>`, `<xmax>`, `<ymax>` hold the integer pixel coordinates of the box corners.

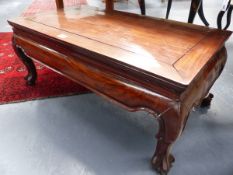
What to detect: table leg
<box><xmin>12</xmin><ymin>37</ymin><xmax>37</xmax><ymax>86</ymax></box>
<box><xmin>151</xmin><ymin>108</ymin><xmax>187</xmax><ymax>175</ymax></box>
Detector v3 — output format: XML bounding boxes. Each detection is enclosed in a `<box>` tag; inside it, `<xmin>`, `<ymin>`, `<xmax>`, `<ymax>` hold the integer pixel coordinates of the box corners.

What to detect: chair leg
<box><xmin>217</xmin><ymin>11</ymin><xmax>224</xmax><ymax>29</ymax></box>
<box><xmin>198</xmin><ymin>1</ymin><xmax>209</xmax><ymax>26</ymax></box>
<box><xmin>138</xmin><ymin>0</ymin><xmax>146</xmax><ymax>15</ymax></box>
<box><xmin>217</xmin><ymin>0</ymin><xmax>232</xmax><ymax>30</ymax></box>
<box><xmin>166</xmin><ymin>0</ymin><xmax>173</xmax><ymax>19</ymax></box>
<box><xmin>224</xmin><ymin>6</ymin><xmax>233</xmax><ymax>30</ymax></box>
<box><xmin>188</xmin><ymin>0</ymin><xmax>200</xmax><ymax>23</ymax></box>
<box><xmin>55</xmin><ymin>0</ymin><xmax>64</xmax><ymax>9</ymax></box>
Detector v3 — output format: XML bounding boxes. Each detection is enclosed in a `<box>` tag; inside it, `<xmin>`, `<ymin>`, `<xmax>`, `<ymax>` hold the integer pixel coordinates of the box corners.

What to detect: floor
<box><xmin>0</xmin><ymin>0</ymin><xmax>233</xmax><ymax>175</ymax></box>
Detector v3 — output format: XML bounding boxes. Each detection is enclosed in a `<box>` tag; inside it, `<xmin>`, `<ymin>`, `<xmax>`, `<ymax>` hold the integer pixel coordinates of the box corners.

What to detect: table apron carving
<box><xmin>13</xmin><ymin>34</ymin><xmax>177</xmax><ymax>113</ymax></box>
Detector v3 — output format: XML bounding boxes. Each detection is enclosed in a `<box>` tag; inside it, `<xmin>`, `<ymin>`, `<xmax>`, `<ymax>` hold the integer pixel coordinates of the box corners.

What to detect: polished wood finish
<box><xmin>8</xmin><ymin>6</ymin><xmax>232</xmax><ymax>174</ymax></box>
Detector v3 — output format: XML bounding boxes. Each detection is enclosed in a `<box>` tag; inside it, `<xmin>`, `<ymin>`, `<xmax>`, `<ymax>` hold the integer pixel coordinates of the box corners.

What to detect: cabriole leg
<box><xmin>12</xmin><ymin>37</ymin><xmax>37</xmax><ymax>86</ymax></box>
<box><xmin>151</xmin><ymin>109</ymin><xmax>186</xmax><ymax>175</ymax></box>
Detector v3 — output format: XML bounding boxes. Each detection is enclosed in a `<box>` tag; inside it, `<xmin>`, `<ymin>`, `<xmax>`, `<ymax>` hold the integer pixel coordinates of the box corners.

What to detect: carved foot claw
<box><xmin>151</xmin><ymin>154</ymin><xmax>174</xmax><ymax>175</ymax></box>
<box><xmin>151</xmin><ymin>140</ymin><xmax>174</xmax><ymax>175</ymax></box>
<box><xmin>200</xmin><ymin>93</ymin><xmax>214</xmax><ymax>108</ymax></box>
<box><xmin>151</xmin><ymin>109</ymin><xmax>185</xmax><ymax>174</ymax></box>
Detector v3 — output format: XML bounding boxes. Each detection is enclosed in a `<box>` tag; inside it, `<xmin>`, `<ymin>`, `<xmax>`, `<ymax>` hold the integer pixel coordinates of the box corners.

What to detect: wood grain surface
<box><xmin>8</xmin><ymin>7</ymin><xmax>231</xmax><ymax>88</ymax></box>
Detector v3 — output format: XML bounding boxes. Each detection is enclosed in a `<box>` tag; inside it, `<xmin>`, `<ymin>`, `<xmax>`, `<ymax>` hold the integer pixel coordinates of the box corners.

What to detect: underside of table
<box><xmin>8</xmin><ymin>6</ymin><xmax>232</xmax><ymax>174</ymax></box>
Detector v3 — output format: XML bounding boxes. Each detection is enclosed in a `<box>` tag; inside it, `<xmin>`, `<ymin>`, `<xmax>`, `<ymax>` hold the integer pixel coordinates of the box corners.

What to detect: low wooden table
<box><xmin>8</xmin><ymin>5</ymin><xmax>231</xmax><ymax>174</ymax></box>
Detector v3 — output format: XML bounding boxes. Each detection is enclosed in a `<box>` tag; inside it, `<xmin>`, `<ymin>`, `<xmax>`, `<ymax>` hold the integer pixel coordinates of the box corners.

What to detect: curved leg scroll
<box><xmin>198</xmin><ymin>1</ymin><xmax>209</xmax><ymax>26</ymax></box>
<box><xmin>12</xmin><ymin>37</ymin><xmax>37</xmax><ymax>86</ymax></box>
<box><xmin>151</xmin><ymin>109</ymin><xmax>185</xmax><ymax>175</ymax></box>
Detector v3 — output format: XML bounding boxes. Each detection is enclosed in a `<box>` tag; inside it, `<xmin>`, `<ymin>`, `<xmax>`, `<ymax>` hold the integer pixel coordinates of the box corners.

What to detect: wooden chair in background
<box><xmin>167</xmin><ymin>0</ymin><xmax>209</xmax><ymax>25</ymax></box>
<box><xmin>217</xmin><ymin>0</ymin><xmax>233</xmax><ymax>30</ymax></box>
<box><xmin>55</xmin><ymin>0</ymin><xmax>209</xmax><ymax>26</ymax></box>
<box><xmin>138</xmin><ymin>0</ymin><xmax>209</xmax><ymax>25</ymax></box>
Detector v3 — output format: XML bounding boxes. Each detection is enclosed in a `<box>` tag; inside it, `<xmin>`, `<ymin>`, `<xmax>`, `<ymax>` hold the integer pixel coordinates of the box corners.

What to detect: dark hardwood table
<box><xmin>8</xmin><ymin>5</ymin><xmax>231</xmax><ymax>175</ymax></box>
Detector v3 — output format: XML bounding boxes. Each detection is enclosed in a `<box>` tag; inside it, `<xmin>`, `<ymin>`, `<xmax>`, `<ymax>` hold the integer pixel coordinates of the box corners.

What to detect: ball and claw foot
<box><xmin>151</xmin><ymin>154</ymin><xmax>175</xmax><ymax>175</ymax></box>
<box><xmin>151</xmin><ymin>140</ymin><xmax>175</xmax><ymax>175</ymax></box>
<box><xmin>200</xmin><ymin>93</ymin><xmax>214</xmax><ymax>108</ymax></box>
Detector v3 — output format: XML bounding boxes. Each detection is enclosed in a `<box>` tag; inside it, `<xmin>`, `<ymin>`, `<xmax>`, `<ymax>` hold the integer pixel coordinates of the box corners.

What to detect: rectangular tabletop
<box><xmin>8</xmin><ymin>6</ymin><xmax>232</xmax><ymax>91</ymax></box>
